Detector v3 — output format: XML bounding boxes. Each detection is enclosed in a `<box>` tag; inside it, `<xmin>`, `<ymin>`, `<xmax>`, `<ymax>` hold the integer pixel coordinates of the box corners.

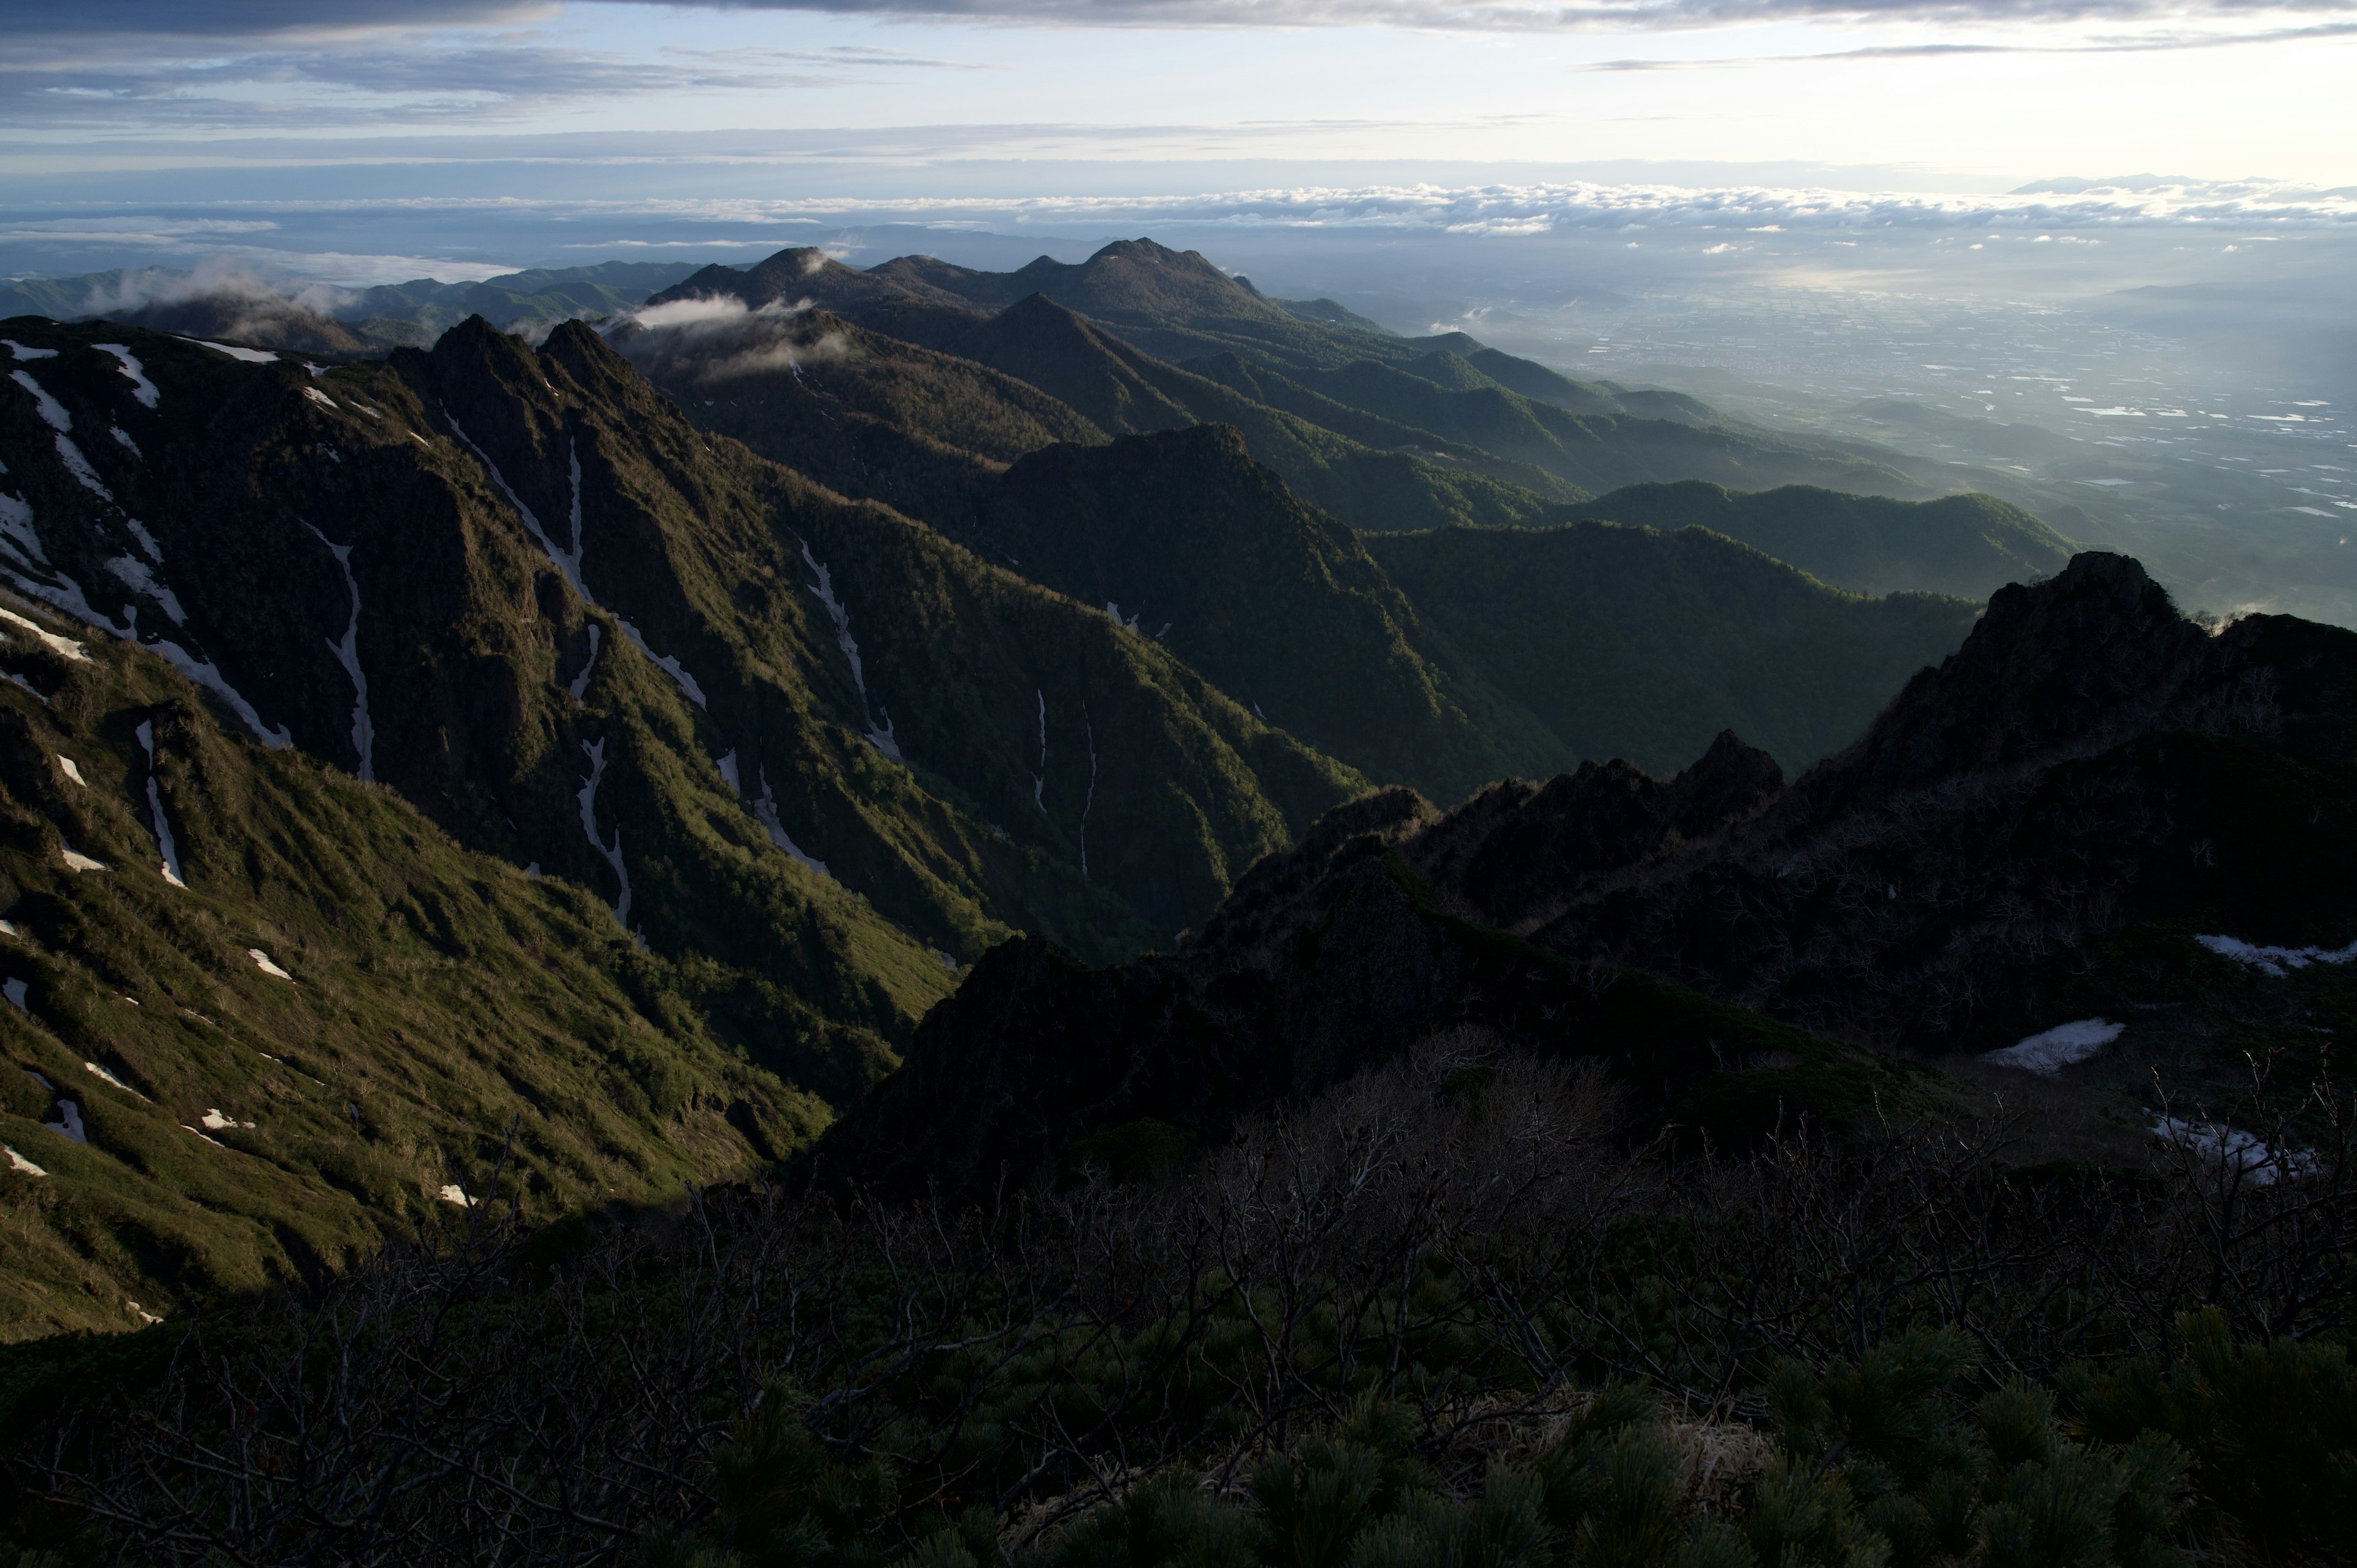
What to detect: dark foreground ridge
<box><xmin>818</xmin><ymin>552</ymin><xmax>2357</xmax><ymax>1198</ymax></box>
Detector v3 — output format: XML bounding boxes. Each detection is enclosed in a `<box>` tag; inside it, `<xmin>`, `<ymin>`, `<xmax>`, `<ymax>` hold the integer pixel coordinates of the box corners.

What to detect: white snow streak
<box><xmin>446</xmin><ymin>419</ymin><xmax>705</xmax><ymax>706</ymax></box>
<box><xmin>302</xmin><ymin>387</ymin><xmax>339</xmax><ymax>411</ymax></box>
<box><xmin>567</xmin><ymin>622</ymin><xmax>601</xmax><ymax>700</ymax></box>
<box><xmin>200</xmin><ymin>1108</ymin><xmax>254</xmax><ymax>1130</ymax></box>
<box><xmin>9</xmin><ymin>369</ymin><xmax>69</xmax><ymax>433</ymax></box>
<box><xmin>55</xmin><ymin>755</ymin><xmax>84</xmax><ymax>787</ymax></box>
<box><xmin>4</xmin><ymin>1145</ymin><xmax>44</xmax><ymax>1176</ymax></box>
<box><xmin>50</xmin><ymin>434</ymin><xmax>112</xmax><ymax>503</ymax></box>
<box><xmin>1</xmin><ymin>341</ymin><xmax>57</xmax><ymax>361</ymax></box>
<box><xmin>2195</xmin><ymin>933</ymin><xmax>2357</xmax><ymax>977</ymax></box>
<box><xmin>83</xmin><ymin>1060</ymin><xmax>141</xmax><ymax>1097</ymax></box>
<box><xmin>2151</xmin><ymin>1116</ymin><xmax>2313</xmax><ymax>1184</ymax></box>
<box><xmin>2</xmin><ymin>979</ymin><xmax>23</xmax><ymax>1011</ymax></box>
<box><xmin>145</xmin><ymin>639</ymin><xmax>292</xmax><ymax>749</ymax></box>
<box><xmin>1105</xmin><ymin>601</ymin><xmax>1140</xmax><ymax>630</ymax></box>
<box><xmin>754</xmin><ymin>766</ymin><xmax>829</xmax><ymax>876</ymax></box>
<box><xmin>1032</xmin><ymin>689</ymin><xmax>1048</xmax><ymax>814</ymax></box>
<box><xmin>304</xmin><ymin>523</ymin><xmax>373</xmax><ymax>779</ymax></box>
<box><xmin>716</xmin><ymin>749</ymin><xmax>740</xmax><ymax>795</ymax></box>
<box><xmin>47</xmin><ymin>1101</ymin><xmax>86</xmax><ymax>1143</ymax></box>
<box><xmin>799</xmin><ymin>540</ymin><xmax>900</xmax><ymax>759</ymax></box>
<box><xmin>106</xmin><ymin>555</ymin><xmax>185</xmax><ymax>624</ymax></box>
<box><xmin>1981</xmin><ymin>1018</ymin><xmax>2121</xmax><ymax>1075</ymax></box>
<box><xmin>124</xmin><ymin>518</ymin><xmax>161</xmax><ymax>561</ymax></box>
<box><xmin>112</xmin><ymin>427</ymin><xmax>141</xmax><ymax>459</ymax></box>
<box><xmin>187</xmin><ymin>339</ymin><xmax>276</xmax><ymax>363</ymax></box>
<box><xmin>0</xmin><ymin>492</ymin><xmax>42</xmax><ymax>566</ymax></box>
<box><xmin>1079</xmin><ymin>704</ymin><xmax>1097</xmax><ymax>879</ymax></box>
<box><xmin>438</xmin><ymin>1183</ymin><xmax>480</xmax><ymax>1207</ymax></box>
<box><xmin>135</xmin><ymin>720</ymin><xmax>187</xmax><ymax>888</ymax></box>
<box><xmin>576</xmin><ymin>738</ymin><xmax>633</xmax><ymax>927</ymax></box>
<box><xmin>247</xmin><ymin>948</ymin><xmax>292</xmax><ymax>980</ymax></box>
<box><xmin>93</xmin><ymin>344</ymin><xmax>158</xmax><ymax>409</ymax></box>
<box><xmin>60</xmin><ymin>846</ymin><xmax>106</xmax><ymax>872</ymax></box>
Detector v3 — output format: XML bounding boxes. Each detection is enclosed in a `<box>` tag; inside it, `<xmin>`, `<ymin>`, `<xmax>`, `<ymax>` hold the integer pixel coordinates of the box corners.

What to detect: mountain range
<box><xmin>0</xmin><ymin>233</ymin><xmax>2212</xmax><ymax>1341</ymax></box>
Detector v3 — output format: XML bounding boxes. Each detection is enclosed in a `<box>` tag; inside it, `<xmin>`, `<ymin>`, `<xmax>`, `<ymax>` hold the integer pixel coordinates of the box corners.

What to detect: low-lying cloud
<box><xmin>606</xmin><ymin>295</ymin><xmax>854</xmax><ymax>384</ymax></box>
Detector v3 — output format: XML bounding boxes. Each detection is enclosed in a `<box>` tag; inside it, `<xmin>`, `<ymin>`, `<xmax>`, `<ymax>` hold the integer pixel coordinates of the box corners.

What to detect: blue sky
<box><xmin>2</xmin><ymin>0</ymin><xmax>2351</xmax><ymax>283</ymax></box>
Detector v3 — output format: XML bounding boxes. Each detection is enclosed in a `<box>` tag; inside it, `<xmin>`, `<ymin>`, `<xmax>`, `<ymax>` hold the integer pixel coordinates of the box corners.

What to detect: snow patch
<box><xmin>123</xmin><ymin>518</ymin><xmax>161</xmax><ymax>561</ymax></box>
<box><xmin>1032</xmin><ymin>689</ymin><xmax>1048</xmax><ymax>814</ymax></box>
<box><xmin>1</xmin><ymin>340</ymin><xmax>57</xmax><ymax>361</ymax></box>
<box><xmin>446</xmin><ymin>420</ymin><xmax>706</xmax><ymax>707</ymax></box>
<box><xmin>55</xmin><ymin>755</ymin><xmax>84</xmax><ymax>787</ymax></box>
<box><xmin>93</xmin><ymin>344</ymin><xmax>158</xmax><ymax>409</ymax></box>
<box><xmin>199</xmin><ymin>1108</ymin><xmax>254</xmax><ymax>1130</ymax></box>
<box><xmin>106</xmin><ymin>555</ymin><xmax>186</xmax><ymax>624</ymax></box>
<box><xmin>2195</xmin><ymin>932</ymin><xmax>2357</xmax><ymax>976</ymax></box>
<box><xmin>180</xmin><ymin>1123</ymin><xmax>226</xmax><ymax>1148</ymax></box>
<box><xmin>438</xmin><ymin>1183</ymin><xmax>480</xmax><ymax>1207</ymax></box>
<box><xmin>4</xmin><ymin>1145</ymin><xmax>44</xmax><ymax>1176</ymax></box>
<box><xmin>576</xmin><ymin>737</ymin><xmax>633</xmax><ymax>926</ymax></box>
<box><xmin>1981</xmin><ymin>1018</ymin><xmax>2122</xmax><ymax>1075</ymax></box>
<box><xmin>2</xmin><ymin>979</ymin><xmax>23</xmax><ymax>1010</ymax></box>
<box><xmin>126</xmin><ymin>1300</ymin><xmax>162</xmax><ymax>1325</ymax></box>
<box><xmin>304</xmin><ymin>523</ymin><xmax>373</xmax><ymax>779</ymax></box>
<box><xmin>0</xmin><ymin>492</ymin><xmax>43</xmax><ymax>566</ymax></box>
<box><xmin>247</xmin><ymin>948</ymin><xmax>292</xmax><ymax>980</ymax></box>
<box><xmin>144</xmin><ymin>639</ymin><xmax>292</xmax><ymax>748</ymax></box>
<box><xmin>60</xmin><ymin>845</ymin><xmax>106</xmax><ymax>872</ymax></box>
<box><xmin>9</xmin><ymin>369</ymin><xmax>70</xmax><ymax>433</ymax></box>
<box><xmin>716</xmin><ymin>749</ymin><xmax>740</xmax><ymax>795</ymax></box>
<box><xmin>1079</xmin><ymin>704</ymin><xmax>1098</xmax><ymax>879</ymax></box>
<box><xmin>1105</xmin><ymin>600</ymin><xmax>1140</xmax><ymax>630</ymax></box>
<box><xmin>567</xmin><ymin>621</ymin><xmax>601</xmax><ymax>700</ymax></box>
<box><xmin>46</xmin><ymin>1100</ymin><xmax>85</xmax><ymax>1143</ymax></box>
<box><xmin>800</xmin><ymin>540</ymin><xmax>899</xmax><ymax>757</ymax></box>
<box><xmin>753</xmin><ymin>766</ymin><xmax>827</xmax><ymax>875</ymax></box>
<box><xmin>112</xmin><ymin>427</ymin><xmax>141</xmax><ymax>459</ymax></box>
<box><xmin>2152</xmin><ymin>1116</ymin><xmax>2312</xmax><ymax>1184</ymax></box>
<box><xmin>188</xmin><ymin>339</ymin><xmax>276</xmax><ymax>364</ymax></box>
<box><xmin>302</xmin><ymin>387</ymin><xmax>339</xmax><ymax>411</ymax></box>
<box><xmin>135</xmin><ymin>720</ymin><xmax>187</xmax><ymax>887</ymax></box>
<box><xmin>83</xmin><ymin>1060</ymin><xmax>141</xmax><ymax>1097</ymax></box>
<box><xmin>51</xmin><ymin>434</ymin><xmax>114</xmax><ymax>503</ymax></box>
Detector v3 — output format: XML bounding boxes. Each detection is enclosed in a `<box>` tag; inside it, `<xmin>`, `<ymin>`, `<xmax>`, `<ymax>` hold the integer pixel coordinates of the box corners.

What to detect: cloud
<box><xmin>606</xmin><ymin>294</ymin><xmax>853</xmax><ymax>382</ymax></box>
<box><xmin>1582</xmin><ymin>14</ymin><xmax>2357</xmax><ymax>64</ymax></box>
<box><xmin>657</xmin><ymin>0</ymin><xmax>2357</xmax><ymax>26</ymax></box>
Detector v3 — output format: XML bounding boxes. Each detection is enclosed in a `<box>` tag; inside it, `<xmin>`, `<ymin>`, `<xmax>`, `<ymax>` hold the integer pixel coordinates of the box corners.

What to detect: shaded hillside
<box><xmin>1364</xmin><ymin>521</ymin><xmax>1980</xmax><ymax>774</ymax></box>
<box><xmin>0</xmin><ymin>600</ymin><xmax>810</xmax><ymax>1339</ymax></box>
<box><xmin>0</xmin><ymin>318</ymin><xmax>1358</xmax><ymax>1088</ymax></box>
<box><xmin>818</xmin><ymin>552</ymin><xmax>2357</xmax><ymax>1197</ymax></box>
<box><xmin>611</xmin><ymin>303</ymin><xmax>1105</xmax><ymax>531</ymax></box>
<box><xmin>1582</xmin><ymin>479</ymin><xmax>2075</xmax><ymax>598</ymax></box>
<box><xmin>1202</xmin><ymin>351</ymin><xmax>1928</xmax><ymax>501</ymax></box>
<box><xmin>973</xmin><ymin>425</ymin><xmax>1574</xmax><ymax>802</ymax></box>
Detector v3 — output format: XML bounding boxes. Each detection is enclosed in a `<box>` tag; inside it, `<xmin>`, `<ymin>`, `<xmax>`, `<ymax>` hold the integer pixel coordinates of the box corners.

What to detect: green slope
<box><xmin>1365</xmin><ymin>521</ymin><xmax>1982</xmax><ymax>775</ymax></box>
<box><xmin>0</xmin><ymin>604</ymin><xmax>813</xmax><ymax>1340</ymax></box>
<box><xmin>1</xmin><ymin>316</ymin><xmax>1357</xmax><ymax>1076</ymax></box>
<box><xmin>1580</xmin><ymin>480</ymin><xmax>2076</xmax><ymax>598</ymax></box>
<box><xmin>972</xmin><ymin>425</ymin><xmax>1573</xmax><ymax>803</ymax></box>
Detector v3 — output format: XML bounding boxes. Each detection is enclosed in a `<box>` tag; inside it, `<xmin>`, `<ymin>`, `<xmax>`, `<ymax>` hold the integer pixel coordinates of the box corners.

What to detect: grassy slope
<box><xmin>1580</xmin><ymin>480</ymin><xmax>2076</xmax><ymax>599</ymax></box>
<box><xmin>973</xmin><ymin>426</ymin><xmax>1573</xmax><ymax>804</ymax></box>
<box><xmin>1366</xmin><ymin>521</ymin><xmax>1982</xmax><ymax>775</ymax></box>
<box><xmin>0</xmin><ymin>606</ymin><xmax>810</xmax><ymax>1340</ymax></box>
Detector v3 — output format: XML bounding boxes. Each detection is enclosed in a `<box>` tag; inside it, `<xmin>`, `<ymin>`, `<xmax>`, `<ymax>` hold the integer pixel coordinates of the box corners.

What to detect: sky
<box><xmin>1</xmin><ymin>0</ymin><xmax>2353</xmax><ymax>284</ymax></box>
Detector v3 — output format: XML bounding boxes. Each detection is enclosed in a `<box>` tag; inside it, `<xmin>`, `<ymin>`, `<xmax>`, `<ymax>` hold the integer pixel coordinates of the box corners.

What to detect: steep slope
<box><xmin>1581</xmin><ymin>481</ymin><xmax>2075</xmax><ymax>599</ymax></box>
<box><xmin>818</xmin><ymin>553</ymin><xmax>2357</xmax><ymax>1196</ymax></box>
<box><xmin>1364</xmin><ymin>521</ymin><xmax>1981</xmax><ymax>774</ymax></box>
<box><xmin>0</xmin><ymin>597</ymin><xmax>809</xmax><ymax>1340</ymax></box>
<box><xmin>0</xmin><ymin>319</ymin><xmax>1359</xmax><ymax>1089</ymax></box>
<box><xmin>972</xmin><ymin>425</ymin><xmax>1573</xmax><ymax>802</ymax></box>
